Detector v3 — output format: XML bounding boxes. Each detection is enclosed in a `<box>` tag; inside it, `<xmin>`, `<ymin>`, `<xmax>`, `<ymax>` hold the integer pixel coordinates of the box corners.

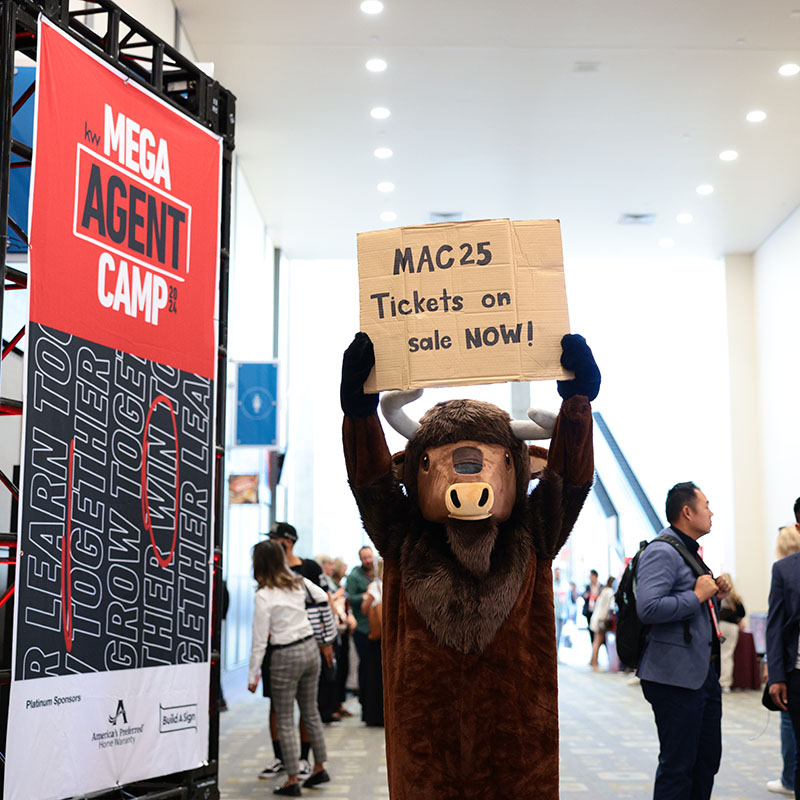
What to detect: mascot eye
<box><xmin>505</xmin><ymin>452</ymin><xmax>511</xmax><ymax>467</ymax></box>
<box><xmin>421</xmin><ymin>454</ymin><xmax>430</xmax><ymax>471</ymax></box>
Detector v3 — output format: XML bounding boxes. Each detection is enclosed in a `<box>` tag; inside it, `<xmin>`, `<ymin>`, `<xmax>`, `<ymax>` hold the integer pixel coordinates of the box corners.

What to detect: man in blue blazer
<box><xmin>767</xmin><ymin>536</ymin><xmax>800</xmax><ymax>799</ymax></box>
<box><xmin>636</xmin><ymin>482</ymin><xmax>730</xmax><ymax>800</ymax></box>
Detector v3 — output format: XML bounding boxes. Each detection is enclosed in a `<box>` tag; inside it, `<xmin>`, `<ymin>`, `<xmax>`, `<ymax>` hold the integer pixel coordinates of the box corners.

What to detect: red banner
<box><xmin>28</xmin><ymin>19</ymin><xmax>221</xmax><ymax>379</ymax></box>
<box><xmin>6</xmin><ymin>19</ymin><xmax>221</xmax><ymax>800</ymax></box>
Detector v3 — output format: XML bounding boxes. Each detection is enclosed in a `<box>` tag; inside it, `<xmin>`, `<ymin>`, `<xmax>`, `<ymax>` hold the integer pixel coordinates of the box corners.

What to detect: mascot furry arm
<box><xmin>341</xmin><ymin>332</ymin><xmax>599</xmax><ymax>800</ymax></box>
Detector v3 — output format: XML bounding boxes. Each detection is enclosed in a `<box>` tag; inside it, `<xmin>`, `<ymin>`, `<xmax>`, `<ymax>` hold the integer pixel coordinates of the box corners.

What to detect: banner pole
<box><xmin>0</xmin><ymin>0</ymin><xmax>17</xmax><ymax>378</ymax></box>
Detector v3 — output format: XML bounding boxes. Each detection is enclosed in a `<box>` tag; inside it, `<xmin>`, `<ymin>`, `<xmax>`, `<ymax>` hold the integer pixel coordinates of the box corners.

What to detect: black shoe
<box><xmin>303</xmin><ymin>770</ymin><xmax>330</xmax><ymax>788</ymax></box>
<box><xmin>273</xmin><ymin>784</ymin><xmax>302</xmax><ymax>796</ymax></box>
<box><xmin>258</xmin><ymin>759</ymin><xmax>285</xmax><ymax>779</ymax></box>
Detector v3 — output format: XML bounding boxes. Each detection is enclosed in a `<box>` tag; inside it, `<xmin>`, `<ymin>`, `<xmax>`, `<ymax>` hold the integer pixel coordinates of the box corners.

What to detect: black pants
<box><xmin>317</xmin><ymin>651</ymin><xmax>339</xmax><ymax>722</ymax></box>
<box><xmin>787</xmin><ymin>670</ymin><xmax>800</xmax><ymax>800</ymax></box>
<box><xmin>641</xmin><ymin>664</ymin><xmax>722</xmax><ymax>800</ymax></box>
<box><xmin>352</xmin><ymin>630</ymin><xmax>369</xmax><ymax>716</ymax></box>
<box><xmin>335</xmin><ymin>631</ymin><xmax>350</xmax><ymax>705</ymax></box>
<box><xmin>361</xmin><ymin>639</ymin><xmax>384</xmax><ymax>726</ymax></box>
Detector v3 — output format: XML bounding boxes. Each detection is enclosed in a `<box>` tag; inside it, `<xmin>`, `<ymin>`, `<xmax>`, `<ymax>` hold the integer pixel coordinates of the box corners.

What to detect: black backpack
<box><xmin>614</xmin><ymin>533</ymin><xmax>706</xmax><ymax>669</ymax></box>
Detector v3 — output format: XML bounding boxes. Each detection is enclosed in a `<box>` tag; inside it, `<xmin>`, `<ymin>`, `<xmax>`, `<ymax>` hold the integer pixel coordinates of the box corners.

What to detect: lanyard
<box><xmin>707</xmin><ymin>599</ymin><xmax>722</xmax><ymax>639</ymax></box>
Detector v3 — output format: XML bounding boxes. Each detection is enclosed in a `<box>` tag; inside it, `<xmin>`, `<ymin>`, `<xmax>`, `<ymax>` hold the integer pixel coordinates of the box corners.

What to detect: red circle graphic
<box><xmin>140</xmin><ymin>395</ymin><xmax>180</xmax><ymax>569</ymax></box>
<box><xmin>61</xmin><ymin>438</ymin><xmax>75</xmax><ymax>652</ymax></box>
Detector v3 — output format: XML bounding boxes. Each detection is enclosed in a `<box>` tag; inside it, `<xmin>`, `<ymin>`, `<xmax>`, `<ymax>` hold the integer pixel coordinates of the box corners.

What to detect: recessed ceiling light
<box><xmin>366</xmin><ymin>58</ymin><xmax>387</xmax><ymax>73</ymax></box>
<box><xmin>696</xmin><ymin>184</ymin><xmax>714</xmax><ymax>195</ymax></box>
<box><xmin>360</xmin><ymin>0</ymin><xmax>384</xmax><ymax>13</ymax></box>
<box><xmin>658</xmin><ymin>238</ymin><xmax>675</xmax><ymax>249</ymax></box>
<box><xmin>374</xmin><ymin>147</ymin><xmax>393</xmax><ymax>159</ymax></box>
<box><xmin>676</xmin><ymin>213</ymin><xmax>693</xmax><ymax>224</ymax></box>
<box><xmin>380</xmin><ymin>211</ymin><xmax>397</xmax><ymax>222</ymax></box>
<box><xmin>746</xmin><ymin>109</ymin><xmax>767</xmax><ymax>123</ymax></box>
<box><xmin>377</xmin><ymin>181</ymin><xmax>395</xmax><ymax>192</ymax></box>
<box><xmin>719</xmin><ymin>149</ymin><xmax>739</xmax><ymax>161</ymax></box>
<box><xmin>779</xmin><ymin>63</ymin><xmax>800</xmax><ymax>76</ymax></box>
<box><xmin>370</xmin><ymin>106</ymin><xmax>391</xmax><ymax>119</ymax></box>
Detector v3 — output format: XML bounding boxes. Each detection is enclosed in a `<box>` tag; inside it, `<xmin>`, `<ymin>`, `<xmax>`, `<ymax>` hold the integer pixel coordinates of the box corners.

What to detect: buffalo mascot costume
<box><xmin>341</xmin><ymin>332</ymin><xmax>600</xmax><ymax>799</ymax></box>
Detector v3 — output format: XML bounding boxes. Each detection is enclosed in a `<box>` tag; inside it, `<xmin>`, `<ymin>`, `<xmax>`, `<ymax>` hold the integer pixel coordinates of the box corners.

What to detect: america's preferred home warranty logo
<box><xmin>159</xmin><ymin>702</ymin><xmax>198</xmax><ymax>733</ymax></box>
<box><xmin>92</xmin><ymin>699</ymin><xmax>144</xmax><ymax>749</ymax></box>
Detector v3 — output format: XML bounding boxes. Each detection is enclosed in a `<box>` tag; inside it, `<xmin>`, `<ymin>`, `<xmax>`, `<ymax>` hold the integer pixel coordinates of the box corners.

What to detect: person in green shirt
<box><xmin>346</xmin><ymin>546</ymin><xmax>375</xmax><ymax>720</ymax></box>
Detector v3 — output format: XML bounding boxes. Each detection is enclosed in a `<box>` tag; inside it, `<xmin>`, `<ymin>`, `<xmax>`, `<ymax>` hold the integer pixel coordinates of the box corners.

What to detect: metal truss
<box><xmin>0</xmin><ymin>1</ymin><xmax>235</xmax><ymax>798</ymax></box>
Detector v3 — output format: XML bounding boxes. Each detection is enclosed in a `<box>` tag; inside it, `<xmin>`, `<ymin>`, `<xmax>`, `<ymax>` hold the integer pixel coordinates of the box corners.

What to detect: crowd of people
<box><xmin>244</xmin><ymin>485</ymin><xmax>800</xmax><ymax>799</ymax></box>
<box><xmin>552</xmin><ymin>485</ymin><xmax>800</xmax><ymax>800</ymax></box>
<box><xmin>246</xmin><ymin>522</ymin><xmax>384</xmax><ymax>795</ymax></box>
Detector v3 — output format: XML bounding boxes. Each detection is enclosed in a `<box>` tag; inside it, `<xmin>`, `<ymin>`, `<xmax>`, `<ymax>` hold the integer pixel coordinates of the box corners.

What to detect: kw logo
<box><xmin>84</xmin><ymin>120</ymin><xmax>101</xmax><ymax>147</ymax></box>
<box><xmin>108</xmin><ymin>699</ymin><xmax>128</xmax><ymax>726</ymax></box>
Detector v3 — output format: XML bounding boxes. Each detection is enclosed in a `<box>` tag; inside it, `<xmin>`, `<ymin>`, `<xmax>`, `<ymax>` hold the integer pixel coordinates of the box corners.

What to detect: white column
<box><xmin>723</xmin><ymin>253</ymin><xmax>767</xmax><ymax>615</ymax></box>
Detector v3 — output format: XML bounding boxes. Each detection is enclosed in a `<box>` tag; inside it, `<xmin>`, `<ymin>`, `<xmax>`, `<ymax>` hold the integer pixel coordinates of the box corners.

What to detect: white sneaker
<box><xmin>298</xmin><ymin>759</ymin><xmax>312</xmax><ymax>779</ymax></box>
<box><xmin>766</xmin><ymin>778</ymin><xmax>794</xmax><ymax>795</ymax></box>
<box><xmin>258</xmin><ymin>758</ymin><xmax>285</xmax><ymax>779</ymax></box>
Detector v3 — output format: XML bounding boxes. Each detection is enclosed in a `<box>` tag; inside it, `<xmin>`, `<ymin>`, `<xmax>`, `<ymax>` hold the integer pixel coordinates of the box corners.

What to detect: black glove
<box><xmin>557</xmin><ymin>333</ymin><xmax>601</xmax><ymax>401</ymax></box>
<box><xmin>341</xmin><ymin>332</ymin><xmax>379</xmax><ymax>417</ymax></box>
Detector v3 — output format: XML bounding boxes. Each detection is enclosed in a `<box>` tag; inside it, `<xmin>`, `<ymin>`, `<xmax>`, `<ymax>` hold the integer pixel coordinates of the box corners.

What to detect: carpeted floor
<box><xmin>219</xmin><ymin>631</ymin><xmax>784</xmax><ymax>799</ymax></box>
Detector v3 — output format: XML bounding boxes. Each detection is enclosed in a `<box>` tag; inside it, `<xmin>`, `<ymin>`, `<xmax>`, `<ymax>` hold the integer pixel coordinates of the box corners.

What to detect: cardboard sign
<box><xmin>357</xmin><ymin>218</ymin><xmax>570</xmax><ymax>392</ymax></box>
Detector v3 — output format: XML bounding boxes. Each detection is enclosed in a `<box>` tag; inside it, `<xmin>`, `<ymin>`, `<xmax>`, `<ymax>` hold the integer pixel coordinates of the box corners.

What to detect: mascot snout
<box><xmin>445</xmin><ymin>482</ymin><xmax>494</xmax><ymax>519</ymax></box>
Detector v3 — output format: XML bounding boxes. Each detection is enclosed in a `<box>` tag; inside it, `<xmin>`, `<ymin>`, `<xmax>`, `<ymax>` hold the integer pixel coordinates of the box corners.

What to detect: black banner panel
<box><xmin>17</xmin><ymin>323</ymin><xmax>212</xmax><ymax>678</ymax></box>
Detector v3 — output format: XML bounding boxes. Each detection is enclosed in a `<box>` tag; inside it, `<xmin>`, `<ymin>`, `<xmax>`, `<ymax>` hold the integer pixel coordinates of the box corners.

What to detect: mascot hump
<box><xmin>341</xmin><ymin>332</ymin><xmax>599</xmax><ymax>800</ymax></box>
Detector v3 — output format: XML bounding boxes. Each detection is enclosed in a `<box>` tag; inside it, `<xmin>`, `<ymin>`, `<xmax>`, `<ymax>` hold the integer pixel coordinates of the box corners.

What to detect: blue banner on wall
<box><xmin>236</xmin><ymin>361</ymin><xmax>279</xmax><ymax>446</ymax></box>
<box><xmin>8</xmin><ymin>66</ymin><xmax>35</xmax><ymax>253</ymax></box>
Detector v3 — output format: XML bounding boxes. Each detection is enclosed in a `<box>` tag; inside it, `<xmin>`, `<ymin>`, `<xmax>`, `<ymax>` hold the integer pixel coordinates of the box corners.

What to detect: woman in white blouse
<box><xmin>248</xmin><ymin>540</ymin><xmax>331</xmax><ymax>796</ymax></box>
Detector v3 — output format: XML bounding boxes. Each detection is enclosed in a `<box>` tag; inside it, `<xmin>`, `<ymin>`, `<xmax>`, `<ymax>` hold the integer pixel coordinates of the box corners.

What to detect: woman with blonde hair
<box><xmin>589</xmin><ymin>576</ymin><xmax>616</xmax><ymax>671</ymax></box>
<box><xmin>777</xmin><ymin>524</ymin><xmax>800</xmax><ymax>559</ymax></box>
<box><xmin>248</xmin><ymin>540</ymin><xmax>332</xmax><ymax>796</ymax></box>
<box><xmin>765</xmin><ymin>524</ymin><xmax>800</xmax><ymax>795</ymax></box>
<box><xmin>717</xmin><ymin>573</ymin><xmax>745</xmax><ymax>692</ymax></box>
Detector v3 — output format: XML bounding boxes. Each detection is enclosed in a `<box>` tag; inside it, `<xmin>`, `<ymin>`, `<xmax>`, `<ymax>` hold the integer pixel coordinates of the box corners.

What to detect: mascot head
<box><xmin>382</xmin><ymin>390</ymin><xmax>553</xmax><ymax>574</ymax></box>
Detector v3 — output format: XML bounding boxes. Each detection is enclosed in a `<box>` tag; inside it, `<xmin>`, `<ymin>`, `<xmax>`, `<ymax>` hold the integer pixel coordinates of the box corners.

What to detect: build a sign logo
<box><xmin>357</xmin><ymin>219</ymin><xmax>571</xmax><ymax>392</ymax></box>
<box><xmin>5</xmin><ymin>19</ymin><xmax>221</xmax><ymax>800</ymax></box>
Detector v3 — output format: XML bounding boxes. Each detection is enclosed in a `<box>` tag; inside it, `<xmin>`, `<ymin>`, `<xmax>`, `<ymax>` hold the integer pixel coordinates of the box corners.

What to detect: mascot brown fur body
<box><xmin>341</xmin><ymin>334</ymin><xmax>597</xmax><ymax>799</ymax></box>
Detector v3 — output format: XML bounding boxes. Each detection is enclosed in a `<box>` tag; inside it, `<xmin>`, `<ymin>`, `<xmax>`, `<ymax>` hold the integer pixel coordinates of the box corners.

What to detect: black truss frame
<box><xmin>0</xmin><ymin>1</ymin><xmax>235</xmax><ymax>798</ymax></box>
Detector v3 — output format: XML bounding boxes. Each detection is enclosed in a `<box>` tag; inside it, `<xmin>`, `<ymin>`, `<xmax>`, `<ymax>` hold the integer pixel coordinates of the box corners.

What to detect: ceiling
<box><xmin>175</xmin><ymin>0</ymin><xmax>800</xmax><ymax>261</ymax></box>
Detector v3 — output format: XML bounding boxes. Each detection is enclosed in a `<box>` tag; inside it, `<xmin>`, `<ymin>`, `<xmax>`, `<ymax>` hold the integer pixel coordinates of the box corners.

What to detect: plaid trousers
<box><xmin>270</xmin><ymin>636</ymin><xmax>327</xmax><ymax>774</ymax></box>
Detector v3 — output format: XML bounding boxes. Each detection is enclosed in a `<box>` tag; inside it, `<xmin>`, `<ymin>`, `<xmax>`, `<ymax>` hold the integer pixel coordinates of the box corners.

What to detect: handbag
<box><xmin>304</xmin><ymin>585</ymin><xmax>338</xmax><ymax>645</ymax></box>
<box><xmin>762</xmin><ymin>683</ymin><xmax>781</xmax><ymax>712</ymax></box>
<box><xmin>368</xmin><ymin>602</ymin><xmax>382</xmax><ymax>642</ymax></box>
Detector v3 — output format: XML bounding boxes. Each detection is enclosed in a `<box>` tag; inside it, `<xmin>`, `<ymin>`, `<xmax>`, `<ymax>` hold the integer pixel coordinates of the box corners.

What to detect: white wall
<box><xmin>754</xmin><ymin>207</ymin><xmax>800</xmax><ymax>559</ymax></box>
<box><xmin>114</xmin><ymin>0</ymin><xmax>177</xmax><ymax>48</ymax></box>
<box><xmin>222</xmin><ymin>162</ymin><xmax>278</xmax><ymax>666</ymax></box>
<box><xmin>283</xmin><ymin>259</ymin><xmax>363</xmax><ymax>566</ymax></box>
<box><xmin>560</xmin><ymin>257</ymin><xmax>734</xmax><ymax>574</ymax></box>
<box><xmin>281</xmin><ymin>255</ymin><xmax>736</xmax><ymax>581</ymax></box>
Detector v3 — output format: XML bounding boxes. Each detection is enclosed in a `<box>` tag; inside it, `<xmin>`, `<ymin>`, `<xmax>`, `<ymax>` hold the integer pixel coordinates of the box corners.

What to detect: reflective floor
<box><xmin>220</xmin><ymin>627</ymin><xmax>783</xmax><ymax>799</ymax></box>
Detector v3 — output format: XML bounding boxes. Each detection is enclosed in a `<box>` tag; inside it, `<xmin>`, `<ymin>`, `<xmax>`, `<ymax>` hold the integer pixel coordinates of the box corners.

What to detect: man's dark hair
<box><xmin>794</xmin><ymin>497</ymin><xmax>800</xmax><ymax>524</ymax></box>
<box><xmin>589</xmin><ymin>569</ymin><xmax>598</xmax><ymax>578</ymax></box>
<box><xmin>358</xmin><ymin>545</ymin><xmax>372</xmax><ymax>558</ymax></box>
<box><xmin>665</xmin><ymin>481</ymin><xmax>700</xmax><ymax>524</ymax></box>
